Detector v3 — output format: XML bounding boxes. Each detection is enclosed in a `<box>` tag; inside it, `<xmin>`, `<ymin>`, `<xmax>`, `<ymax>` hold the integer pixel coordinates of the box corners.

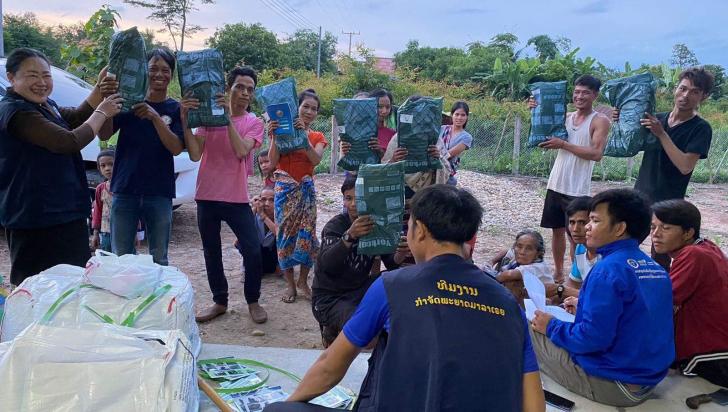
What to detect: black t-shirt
<box><xmin>635</xmin><ymin>112</ymin><xmax>712</xmax><ymax>203</ymax></box>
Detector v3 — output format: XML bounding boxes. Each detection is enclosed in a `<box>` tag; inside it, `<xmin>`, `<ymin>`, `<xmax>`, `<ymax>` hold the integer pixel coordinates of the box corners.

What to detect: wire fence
<box><xmin>308</xmin><ymin>115</ymin><xmax>728</xmax><ymax>184</ymax></box>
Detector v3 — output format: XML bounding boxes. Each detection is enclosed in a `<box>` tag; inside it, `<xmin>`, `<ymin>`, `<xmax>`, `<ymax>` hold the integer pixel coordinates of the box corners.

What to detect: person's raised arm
<box><xmin>448</xmin><ymin>142</ymin><xmax>469</xmax><ymax>159</ymax></box>
<box><xmin>267</xmin><ymin>120</ymin><xmax>281</xmax><ymax>168</ymax></box>
<box><xmin>180</xmin><ymin>95</ymin><xmax>204</xmax><ymax>161</ymax></box>
<box><xmin>523</xmin><ymin>372</ymin><xmax>546</xmax><ymax>412</ymax></box>
<box><xmin>642</xmin><ymin>113</ymin><xmax>702</xmax><ymax>175</ymax></box>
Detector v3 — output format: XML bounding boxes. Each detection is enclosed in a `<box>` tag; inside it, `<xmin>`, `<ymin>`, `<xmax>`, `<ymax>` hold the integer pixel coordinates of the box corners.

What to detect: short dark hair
<box><xmin>410</xmin><ymin>184</ymin><xmax>482</xmax><ymax>244</ymax></box>
<box><xmin>6</xmin><ymin>48</ymin><xmax>50</xmax><ymax>75</ymax></box>
<box><xmin>341</xmin><ymin>175</ymin><xmax>357</xmax><ymax>194</ymax></box>
<box><xmin>590</xmin><ymin>189</ymin><xmax>651</xmax><ymax>242</ymax></box>
<box><xmin>652</xmin><ymin>199</ymin><xmax>701</xmax><ymax>240</ymax></box>
<box><xmin>97</xmin><ymin>149</ymin><xmax>115</xmax><ymax>162</ymax></box>
<box><xmin>566</xmin><ymin>196</ymin><xmax>592</xmax><ymax>218</ymax></box>
<box><xmin>450</xmin><ymin>100</ymin><xmax>470</xmax><ymax>128</ymax></box>
<box><xmin>574</xmin><ymin>74</ymin><xmax>602</xmax><ymax>92</ymax></box>
<box><xmin>679</xmin><ymin>67</ymin><xmax>715</xmax><ymax>96</ymax></box>
<box><xmin>298</xmin><ymin>88</ymin><xmax>320</xmax><ymax>111</ymax></box>
<box><xmin>227</xmin><ymin>66</ymin><xmax>257</xmax><ymax>88</ymax></box>
<box><xmin>146</xmin><ymin>47</ymin><xmax>176</xmax><ymax>73</ymax></box>
<box><xmin>256</xmin><ymin>149</ymin><xmax>269</xmax><ymax>176</ymax></box>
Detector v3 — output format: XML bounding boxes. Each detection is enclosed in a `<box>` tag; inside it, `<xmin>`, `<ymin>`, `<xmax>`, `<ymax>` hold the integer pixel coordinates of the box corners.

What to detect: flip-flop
<box><xmin>281</xmin><ymin>290</ymin><xmax>296</xmax><ymax>303</ymax></box>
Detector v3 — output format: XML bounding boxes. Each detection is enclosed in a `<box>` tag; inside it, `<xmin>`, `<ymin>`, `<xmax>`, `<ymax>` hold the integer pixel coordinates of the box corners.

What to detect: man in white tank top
<box><xmin>528</xmin><ymin>75</ymin><xmax>610</xmax><ymax>281</ymax></box>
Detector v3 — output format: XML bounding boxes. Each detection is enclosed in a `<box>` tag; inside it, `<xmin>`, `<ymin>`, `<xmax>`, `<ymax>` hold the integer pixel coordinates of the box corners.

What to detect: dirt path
<box><xmin>1</xmin><ymin>171</ymin><xmax>727</xmax><ymax>349</ymax></box>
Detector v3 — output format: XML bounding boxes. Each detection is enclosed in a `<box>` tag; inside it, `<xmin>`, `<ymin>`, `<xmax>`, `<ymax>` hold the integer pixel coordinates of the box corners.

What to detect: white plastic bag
<box><xmin>1</xmin><ymin>263</ymin><xmax>201</xmax><ymax>355</ymax></box>
<box><xmin>84</xmin><ymin>251</ymin><xmax>162</xmax><ymax>298</ymax></box>
<box><xmin>0</xmin><ymin>322</ymin><xmax>198</xmax><ymax>412</ymax></box>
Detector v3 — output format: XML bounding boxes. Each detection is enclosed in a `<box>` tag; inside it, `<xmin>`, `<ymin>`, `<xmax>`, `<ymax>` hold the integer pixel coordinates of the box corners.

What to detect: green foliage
<box><xmin>526</xmin><ymin>35</ymin><xmax>558</xmax><ymax>62</ymax></box>
<box><xmin>3</xmin><ymin>13</ymin><xmax>63</xmax><ymax>64</ymax></box>
<box><xmin>123</xmin><ymin>0</ymin><xmax>214</xmax><ymax>51</ymax></box>
<box><xmin>671</xmin><ymin>43</ymin><xmax>699</xmax><ymax>68</ymax></box>
<box><xmin>61</xmin><ymin>6</ymin><xmax>120</xmax><ymax>82</ymax></box>
<box><xmin>279</xmin><ymin>29</ymin><xmax>338</xmax><ymax>74</ymax></box>
<box><xmin>473</xmin><ymin>57</ymin><xmax>541</xmax><ymax>100</ymax></box>
<box><xmin>206</xmin><ymin>22</ymin><xmax>282</xmax><ymax>71</ymax></box>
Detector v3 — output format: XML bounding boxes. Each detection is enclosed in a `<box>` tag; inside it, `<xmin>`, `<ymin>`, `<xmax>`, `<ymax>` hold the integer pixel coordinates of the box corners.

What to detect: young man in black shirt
<box><xmin>311</xmin><ymin>175</ymin><xmax>410</xmax><ymax>348</ymax></box>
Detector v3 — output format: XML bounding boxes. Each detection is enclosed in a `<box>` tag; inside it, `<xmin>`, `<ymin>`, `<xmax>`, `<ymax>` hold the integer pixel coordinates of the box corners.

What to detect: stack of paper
<box><xmin>522</xmin><ymin>271</ymin><xmax>575</xmax><ymax>323</ymax></box>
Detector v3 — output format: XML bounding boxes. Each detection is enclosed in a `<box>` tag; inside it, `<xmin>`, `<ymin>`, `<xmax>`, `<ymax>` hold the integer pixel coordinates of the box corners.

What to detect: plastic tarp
<box><xmin>334</xmin><ymin>98</ymin><xmax>380</xmax><ymax>171</ymax></box>
<box><xmin>255</xmin><ymin>77</ymin><xmax>309</xmax><ymax>154</ymax></box>
<box><xmin>397</xmin><ymin>96</ymin><xmax>443</xmax><ymax>173</ymax></box>
<box><xmin>108</xmin><ymin>26</ymin><xmax>147</xmax><ymax>111</ymax></box>
<box><xmin>602</xmin><ymin>72</ymin><xmax>659</xmax><ymax>157</ymax></box>
<box><xmin>355</xmin><ymin>161</ymin><xmax>405</xmax><ymax>255</ymax></box>
<box><xmin>177</xmin><ymin>48</ymin><xmax>229</xmax><ymax>128</ymax></box>
<box><xmin>0</xmin><ymin>323</ymin><xmax>198</xmax><ymax>412</ymax></box>
<box><xmin>0</xmin><ymin>259</ymin><xmax>201</xmax><ymax>356</ymax></box>
<box><xmin>528</xmin><ymin>81</ymin><xmax>568</xmax><ymax>147</ymax></box>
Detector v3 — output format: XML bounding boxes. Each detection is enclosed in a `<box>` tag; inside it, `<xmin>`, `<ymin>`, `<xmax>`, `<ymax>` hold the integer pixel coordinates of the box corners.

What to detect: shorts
<box><xmin>540</xmin><ymin>189</ymin><xmax>575</xmax><ymax>229</ymax></box>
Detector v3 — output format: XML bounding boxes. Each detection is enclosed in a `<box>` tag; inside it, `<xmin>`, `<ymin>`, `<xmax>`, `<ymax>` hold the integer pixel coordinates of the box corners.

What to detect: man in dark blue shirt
<box><xmin>531</xmin><ymin>189</ymin><xmax>674</xmax><ymax>407</ymax></box>
<box><xmin>266</xmin><ymin>185</ymin><xmax>545</xmax><ymax>412</ymax></box>
<box><xmin>99</xmin><ymin>48</ymin><xmax>185</xmax><ymax>265</ymax></box>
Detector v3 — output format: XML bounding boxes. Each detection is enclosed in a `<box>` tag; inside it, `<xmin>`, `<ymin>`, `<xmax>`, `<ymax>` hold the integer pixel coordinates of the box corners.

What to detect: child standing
<box><xmin>257</xmin><ymin>149</ymin><xmax>275</xmax><ymax>187</ymax></box>
<box><xmin>91</xmin><ymin>150</ymin><xmax>115</xmax><ymax>252</ymax></box>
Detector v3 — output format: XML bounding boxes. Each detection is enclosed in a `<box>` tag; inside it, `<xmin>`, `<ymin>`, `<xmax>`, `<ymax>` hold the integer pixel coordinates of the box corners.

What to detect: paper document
<box><xmin>522</xmin><ymin>271</ymin><xmax>575</xmax><ymax>323</ymax></box>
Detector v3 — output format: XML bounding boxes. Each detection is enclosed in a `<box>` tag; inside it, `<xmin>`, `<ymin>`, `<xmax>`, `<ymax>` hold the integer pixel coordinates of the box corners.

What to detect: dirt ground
<box><xmin>1</xmin><ymin>170</ymin><xmax>727</xmax><ymax>350</ymax></box>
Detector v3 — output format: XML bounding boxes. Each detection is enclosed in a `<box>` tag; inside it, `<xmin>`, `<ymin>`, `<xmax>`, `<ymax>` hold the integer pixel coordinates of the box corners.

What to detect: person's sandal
<box><xmin>248</xmin><ymin>302</ymin><xmax>268</xmax><ymax>324</ymax></box>
<box><xmin>195</xmin><ymin>303</ymin><xmax>227</xmax><ymax>323</ymax></box>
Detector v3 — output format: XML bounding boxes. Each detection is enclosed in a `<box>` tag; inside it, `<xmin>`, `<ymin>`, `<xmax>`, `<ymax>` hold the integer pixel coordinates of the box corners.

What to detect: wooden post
<box><xmin>512</xmin><ymin>115</ymin><xmax>521</xmax><ymax>175</ymax></box>
<box><xmin>626</xmin><ymin>157</ymin><xmax>635</xmax><ymax>182</ymax></box>
<box><xmin>330</xmin><ymin>115</ymin><xmax>339</xmax><ymax>174</ymax></box>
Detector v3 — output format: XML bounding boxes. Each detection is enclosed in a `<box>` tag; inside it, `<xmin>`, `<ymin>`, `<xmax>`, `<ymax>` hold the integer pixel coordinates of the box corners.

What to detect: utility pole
<box><xmin>341</xmin><ymin>29</ymin><xmax>360</xmax><ymax>57</ymax></box>
<box><xmin>316</xmin><ymin>26</ymin><xmax>322</xmax><ymax>78</ymax></box>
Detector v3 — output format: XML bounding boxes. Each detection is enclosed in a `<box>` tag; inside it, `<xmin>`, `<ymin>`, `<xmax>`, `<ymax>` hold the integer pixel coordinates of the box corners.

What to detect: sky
<box><xmin>6</xmin><ymin>0</ymin><xmax>728</xmax><ymax>69</ymax></box>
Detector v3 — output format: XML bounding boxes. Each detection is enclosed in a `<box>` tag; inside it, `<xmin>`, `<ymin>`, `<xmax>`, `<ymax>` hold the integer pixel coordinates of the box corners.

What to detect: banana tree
<box><xmin>472</xmin><ymin>57</ymin><xmax>542</xmax><ymax>100</ymax></box>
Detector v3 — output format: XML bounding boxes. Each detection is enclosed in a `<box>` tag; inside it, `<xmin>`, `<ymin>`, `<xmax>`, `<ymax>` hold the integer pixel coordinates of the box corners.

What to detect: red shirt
<box><xmin>277</xmin><ymin>131</ymin><xmax>327</xmax><ymax>182</ymax></box>
<box><xmin>670</xmin><ymin>239</ymin><xmax>728</xmax><ymax>360</ymax></box>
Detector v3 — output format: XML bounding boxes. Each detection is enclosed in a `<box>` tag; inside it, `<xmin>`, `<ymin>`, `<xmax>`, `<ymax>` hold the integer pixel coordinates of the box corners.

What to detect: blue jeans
<box><xmin>111</xmin><ymin>193</ymin><xmax>172</xmax><ymax>265</ymax></box>
<box><xmin>99</xmin><ymin>232</ymin><xmax>112</xmax><ymax>253</ymax></box>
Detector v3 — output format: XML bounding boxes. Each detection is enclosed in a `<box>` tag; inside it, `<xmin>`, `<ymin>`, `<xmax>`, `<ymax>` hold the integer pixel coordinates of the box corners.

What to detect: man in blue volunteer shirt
<box><xmin>531</xmin><ymin>189</ymin><xmax>674</xmax><ymax>407</ymax></box>
<box><xmin>266</xmin><ymin>184</ymin><xmax>545</xmax><ymax>412</ymax></box>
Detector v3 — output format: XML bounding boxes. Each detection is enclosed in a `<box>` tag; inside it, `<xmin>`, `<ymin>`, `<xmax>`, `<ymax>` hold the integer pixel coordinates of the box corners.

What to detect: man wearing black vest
<box><xmin>265</xmin><ymin>185</ymin><xmax>545</xmax><ymax>412</ymax></box>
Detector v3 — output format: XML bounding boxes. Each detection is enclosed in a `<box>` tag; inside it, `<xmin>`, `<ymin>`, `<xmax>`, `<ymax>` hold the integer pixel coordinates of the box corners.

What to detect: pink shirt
<box><xmin>195</xmin><ymin>112</ymin><xmax>263</xmax><ymax>203</ymax></box>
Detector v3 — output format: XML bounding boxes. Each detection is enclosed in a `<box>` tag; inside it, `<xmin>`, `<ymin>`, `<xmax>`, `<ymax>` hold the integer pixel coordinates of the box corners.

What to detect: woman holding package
<box><xmin>181</xmin><ymin>66</ymin><xmax>268</xmax><ymax>324</ymax></box>
<box><xmin>0</xmin><ymin>47</ymin><xmax>123</xmax><ymax>285</ymax></box>
<box><xmin>268</xmin><ymin>89</ymin><xmax>327</xmax><ymax>303</ymax></box>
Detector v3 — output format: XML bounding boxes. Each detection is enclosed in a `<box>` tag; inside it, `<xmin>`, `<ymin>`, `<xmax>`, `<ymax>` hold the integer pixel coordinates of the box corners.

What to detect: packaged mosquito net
<box><xmin>397</xmin><ymin>96</ymin><xmax>443</xmax><ymax>173</ymax></box>
<box><xmin>255</xmin><ymin>77</ymin><xmax>309</xmax><ymax>154</ymax></box>
<box><xmin>602</xmin><ymin>72</ymin><xmax>658</xmax><ymax>157</ymax></box>
<box><xmin>177</xmin><ymin>48</ymin><xmax>228</xmax><ymax>128</ymax></box>
<box><xmin>355</xmin><ymin>161</ymin><xmax>405</xmax><ymax>256</ymax></box>
<box><xmin>108</xmin><ymin>26</ymin><xmax>147</xmax><ymax>111</ymax></box>
<box><xmin>334</xmin><ymin>97</ymin><xmax>380</xmax><ymax>171</ymax></box>
<box><xmin>528</xmin><ymin>81</ymin><xmax>568</xmax><ymax>147</ymax></box>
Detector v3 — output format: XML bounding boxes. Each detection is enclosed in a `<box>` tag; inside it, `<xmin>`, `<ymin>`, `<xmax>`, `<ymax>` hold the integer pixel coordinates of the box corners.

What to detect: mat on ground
<box><xmin>0</xmin><ymin>323</ymin><xmax>198</xmax><ymax>411</ymax></box>
<box><xmin>0</xmin><ymin>254</ymin><xmax>201</xmax><ymax>355</ymax></box>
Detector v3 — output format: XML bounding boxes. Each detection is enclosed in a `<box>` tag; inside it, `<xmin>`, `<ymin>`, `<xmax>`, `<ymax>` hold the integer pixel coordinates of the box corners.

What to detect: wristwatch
<box><xmin>342</xmin><ymin>231</ymin><xmax>357</xmax><ymax>244</ymax></box>
<box><xmin>556</xmin><ymin>284</ymin><xmax>565</xmax><ymax>300</ymax></box>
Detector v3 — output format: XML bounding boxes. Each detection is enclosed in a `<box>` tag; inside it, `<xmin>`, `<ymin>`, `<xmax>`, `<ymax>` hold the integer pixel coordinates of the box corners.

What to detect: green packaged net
<box><xmin>528</xmin><ymin>81</ymin><xmax>568</xmax><ymax>147</ymax></box>
<box><xmin>177</xmin><ymin>49</ymin><xmax>229</xmax><ymax>128</ymax></box>
<box><xmin>334</xmin><ymin>98</ymin><xmax>380</xmax><ymax>171</ymax></box>
<box><xmin>108</xmin><ymin>27</ymin><xmax>147</xmax><ymax>111</ymax></box>
<box><xmin>356</xmin><ymin>162</ymin><xmax>405</xmax><ymax>256</ymax></box>
<box><xmin>255</xmin><ymin>77</ymin><xmax>309</xmax><ymax>154</ymax></box>
<box><xmin>397</xmin><ymin>96</ymin><xmax>443</xmax><ymax>173</ymax></box>
<box><xmin>602</xmin><ymin>72</ymin><xmax>659</xmax><ymax>157</ymax></box>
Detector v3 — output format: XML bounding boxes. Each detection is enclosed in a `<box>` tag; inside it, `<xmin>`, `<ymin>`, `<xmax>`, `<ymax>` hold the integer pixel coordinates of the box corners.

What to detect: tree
<box><xmin>473</xmin><ymin>57</ymin><xmax>541</xmax><ymax>100</ymax></box>
<box><xmin>702</xmin><ymin>64</ymin><xmax>726</xmax><ymax>100</ymax></box>
<box><xmin>671</xmin><ymin>43</ymin><xmax>699</xmax><ymax>68</ymax></box>
<box><xmin>140</xmin><ymin>28</ymin><xmax>169</xmax><ymax>50</ymax></box>
<box><xmin>338</xmin><ymin>45</ymin><xmax>392</xmax><ymax>98</ymax></box>
<box><xmin>487</xmin><ymin>33</ymin><xmax>519</xmax><ymax>60</ymax></box>
<box><xmin>279</xmin><ymin>29</ymin><xmax>338</xmax><ymax>73</ymax></box>
<box><xmin>206</xmin><ymin>23</ymin><xmax>281</xmax><ymax>71</ymax></box>
<box><xmin>3</xmin><ymin>13</ymin><xmax>63</xmax><ymax>64</ymax></box>
<box><xmin>61</xmin><ymin>6</ymin><xmax>119</xmax><ymax>81</ymax></box>
<box><xmin>393</xmin><ymin>40</ymin><xmax>467</xmax><ymax>82</ymax></box>
<box><xmin>124</xmin><ymin>0</ymin><xmax>214</xmax><ymax>51</ymax></box>
<box><xmin>527</xmin><ymin>35</ymin><xmax>558</xmax><ymax>62</ymax></box>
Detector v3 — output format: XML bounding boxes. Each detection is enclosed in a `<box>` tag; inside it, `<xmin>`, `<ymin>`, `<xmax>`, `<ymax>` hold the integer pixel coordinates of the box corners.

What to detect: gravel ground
<box><xmin>1</xmin><ymin>170</ymin><xmax>726</xmax><ymax>349</ymax></box>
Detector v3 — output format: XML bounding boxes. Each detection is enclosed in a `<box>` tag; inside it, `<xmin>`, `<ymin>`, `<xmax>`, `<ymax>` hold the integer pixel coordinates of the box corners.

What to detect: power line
<box><xmin>341</xmin><ymin>30</ymin><xmax>360</xmax><ymax>57</ymax></box>
<box><xmin>270</xmin><ymin>0</ymin><xmax>317</xmax><ymax>30</ymax></box>
<box><xmin>259</xmin><ymin>0</ymin><xmax>313</xmax><ymax>31</ymax></box>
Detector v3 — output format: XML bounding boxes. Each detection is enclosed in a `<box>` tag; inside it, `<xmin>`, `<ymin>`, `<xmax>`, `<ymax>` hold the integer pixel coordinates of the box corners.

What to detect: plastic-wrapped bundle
<box><xmin>355</xmin><ymin>161</ymin><xmax>405</xmax><ymax>256</ymax></box>
<box><xmin>334</xmin><ymin>98</ymin><xmax>380</xmax><ymax>171</ymax></box>
<box><xmin>602</xmin><ymin>72</ymin><xmax>658</xmax><ymax>157</ymax></box>
<box><xmin>0</xmin><ymin>259</ymin><xmax>201</xmax><ymax>356</ymax></box>
<box><xmin>0</xmin><ymin>323</ymin><xmax>198</xmax><ymax>412</ymax></box>
<box><xmin>397</xmin><ymin>96</ymin><xmax>443</xmax><ymax>173</ymax></box>
<box><xmin>528</xmin><ymin>81</ymin><xmax>568</xmax><ymax>147</ymax></box>
<box><xmin>108</xmin><ymin>26</ymin><xmax>148</xmax><ymax>110</ymax></box>
<box><xmin>255</xmin><ymin>77</ymin><xmax>309</xmax><ymax>154</ymax></box>
<box><xmin>177</xmin><ymin>48</ymin><xmax>229</xmax><ymax>128</ymax></box>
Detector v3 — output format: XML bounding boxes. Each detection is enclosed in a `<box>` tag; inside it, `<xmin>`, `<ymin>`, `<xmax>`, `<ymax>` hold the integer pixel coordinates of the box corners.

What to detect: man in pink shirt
<box><xmin>181</xmin><ymin>66</ymin><xmax>267</xmax><ymax>324</ymax></box>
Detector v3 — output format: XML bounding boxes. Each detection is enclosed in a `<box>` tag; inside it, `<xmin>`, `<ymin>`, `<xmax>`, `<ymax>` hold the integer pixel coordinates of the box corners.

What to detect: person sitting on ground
<box><xmin>265</xmin><ymin>184</ymin><xmax>545</xmax><ymax>412</ymax></box>
<box><xmin>490</xmin><ymin>229</ymin><xmax>554</xmax><ymax>284</ymax></box>
<box><xmin>651</xmin><ymin>199</ymin><xmax>728</xmax><ymax>388</ymax></box>
<box><xmin>254</xmin><ymin>186</ymin><xmax>280</xmax><ymax>276</ymax></box>
<box><xmin>531</xmin><ymin>189</ymin><xmax>674</xmax><ymax>407</ymax></box>
<box><xmin>311</xmin><ymin>175</ymin><xmax>410</xmax><ymax>348</ymax></box>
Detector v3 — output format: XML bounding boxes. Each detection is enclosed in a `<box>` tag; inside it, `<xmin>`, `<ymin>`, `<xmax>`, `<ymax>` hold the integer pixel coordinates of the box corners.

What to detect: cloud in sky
<box><xmin>6</xmin><ymin>0</ymin><xmax>728</xmax><ymax>68</ymax></box>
